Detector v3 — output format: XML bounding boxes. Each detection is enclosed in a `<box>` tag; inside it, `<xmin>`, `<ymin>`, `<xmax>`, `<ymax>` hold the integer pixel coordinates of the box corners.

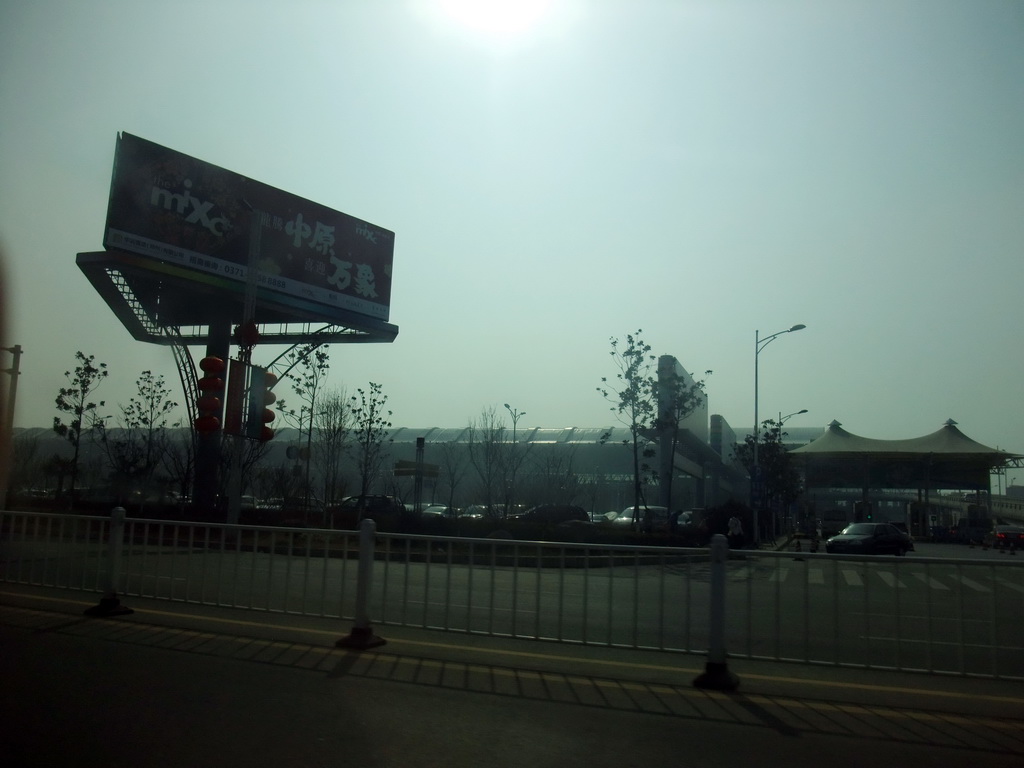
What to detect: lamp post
<box><xmin>1</xmin><ymin>345</ymin><xmax>22</xmax><ymax>511</ymax></box>
<box><xmin>775</xmin><ymin>409</ymin><xmax>808</xmax><ymax>537</ymax></box>
<box><xmin>753</xmin><ymin>324</ymin><xmax>806</xmax><ymax>544</ymax></box>
<box><xmin>504</xmin><ymin>403</ymin><xmax>525</xmax><ymax>516</ymax></box>
<box><xmin>779</xmin><ymin>408</ymin><xmax>808</xmax><ymax>431</ymax></box>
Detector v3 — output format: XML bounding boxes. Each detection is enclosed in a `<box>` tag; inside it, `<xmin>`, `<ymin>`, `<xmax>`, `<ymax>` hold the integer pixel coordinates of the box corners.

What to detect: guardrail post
<box><xmin>84</xmin><ymin>507</ymin><xmax>134</xmax><ymax>617</ymax></box>
<box><xmin>336</xmin><ymin>518</ymin><xmax>386</xmax><ymax>649</ymax></box>
<box><xmin>693</xmin><ymin>534</ymin><xmax>739</xmax><ymax>690</ymax></box>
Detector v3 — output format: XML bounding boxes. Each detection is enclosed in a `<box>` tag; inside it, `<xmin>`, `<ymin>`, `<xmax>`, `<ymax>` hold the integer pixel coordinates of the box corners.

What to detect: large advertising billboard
<box><xmin>103</xmin><ymin>133</ymin><xmax>395</xmax><ymax>323</ymax></box>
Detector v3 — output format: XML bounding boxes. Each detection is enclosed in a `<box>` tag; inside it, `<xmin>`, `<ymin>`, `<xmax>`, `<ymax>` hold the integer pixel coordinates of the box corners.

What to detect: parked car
<box><xmin>613</xmin><ymin>505</ymin><xmax>671</xmax><ymax>533</ymax></box>
<box><xmin>509</xmin><ymin>505</ymin><xmax>590</xmax><ymax>525</ymax></box>
<box><xmin>327</xmin><ymin>495</ymin><xmax>409</xmax><ymax>530</ymax></box>
<box><xmin>462</xmin><ymin>504</ymin><xmax>503</xmax><ymax>520</ymax></box>
<box><xmin>984</xmin><ymin>525</ymin><xmax>1024</xmax><ymax>550</ymax></box>
<box><xmin>825</xmin><ymin>523</ymin><xmax>914</xmax><ymax>555</ymax></box>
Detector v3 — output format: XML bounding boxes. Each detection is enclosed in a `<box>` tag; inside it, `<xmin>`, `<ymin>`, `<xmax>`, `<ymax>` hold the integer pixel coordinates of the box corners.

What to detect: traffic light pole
<box><xmin>194</xmin><ymin>320</ymin><xmax>231</xmax><ymax>520</ymax></box>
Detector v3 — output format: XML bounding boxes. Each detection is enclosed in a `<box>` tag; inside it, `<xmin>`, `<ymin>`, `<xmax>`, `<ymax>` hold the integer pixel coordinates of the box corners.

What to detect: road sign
<box><xmin>394</xmin><ymin>460</ymin><xmax>439</xmax><ymax>479</ymax></box>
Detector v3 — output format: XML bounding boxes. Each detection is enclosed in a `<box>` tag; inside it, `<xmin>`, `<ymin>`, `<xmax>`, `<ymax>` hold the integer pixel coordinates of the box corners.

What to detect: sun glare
<box><xmin>436</xmin><ymin>0</ymin><xmax>556</xmax><ymax>43</ymax></box>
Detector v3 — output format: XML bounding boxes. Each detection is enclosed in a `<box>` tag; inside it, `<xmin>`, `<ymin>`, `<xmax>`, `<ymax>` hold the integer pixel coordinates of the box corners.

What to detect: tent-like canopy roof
<box><xmin>790</xmin><ymin>420</ymin><xmax>1020</xmax><ymax>491</ymax></box>
<box><xmin>792</xmin><ymin>419</ymin><xmax>1019</xmax><ymax>460</ymax></box>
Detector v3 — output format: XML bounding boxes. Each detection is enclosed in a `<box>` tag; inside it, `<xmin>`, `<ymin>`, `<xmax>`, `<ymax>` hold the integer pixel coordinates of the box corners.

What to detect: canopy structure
<box><xmin>790</xmin><ymin>419</ymin><xmax>1020</xmax><ymax>491</ymax></box>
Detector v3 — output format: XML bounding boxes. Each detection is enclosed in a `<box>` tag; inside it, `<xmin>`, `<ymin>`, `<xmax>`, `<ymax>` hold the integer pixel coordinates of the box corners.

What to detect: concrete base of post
<box><xmin>336</xmin><ymin>625</ymin><xmax>386</xmax><ymax>650</ymax></box>
<box><xmin>83</xmin><ymin>595</ymin><xmax>134</xmax><ymax>618</ymax></box>
<box><xmin>693</xmin><ymin>661</ymin><xmax>740</xmax><ymax>691</ymax></box>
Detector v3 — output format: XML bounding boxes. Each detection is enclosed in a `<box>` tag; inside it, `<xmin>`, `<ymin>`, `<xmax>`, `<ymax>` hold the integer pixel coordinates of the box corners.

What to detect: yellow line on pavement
<box><xmin>4</xmin><ymin>590</ymin><xmax>1024</xmax><ymax>707</ymax></box>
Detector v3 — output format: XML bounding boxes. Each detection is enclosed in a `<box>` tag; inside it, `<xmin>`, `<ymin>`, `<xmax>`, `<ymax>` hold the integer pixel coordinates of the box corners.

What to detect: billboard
<box><xmin>103</xmin><ymin>133</ymin><xmax>395</xmax><ymax>323</ymax></box>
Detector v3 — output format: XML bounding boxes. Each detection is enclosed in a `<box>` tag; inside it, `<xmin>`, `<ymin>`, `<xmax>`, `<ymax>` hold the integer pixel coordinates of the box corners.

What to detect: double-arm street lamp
<box><xmin>504</xmin><ymin>403</ymin><xmax>525</xmax><ymax>442</ymax></box>
<box><xmin>752</xmin><ymin>324</ymin><xmax>806</xmax><ymax>543</ymax></box>
<box><xmin>776</xmin><ymin>409</ymin><xmax>808</xmax><ymax>536</ymax></box>
<box><xmin>504</xmin><ymin>403</ymin><xmax>525</xmax><ymax>516</ymax></box>
<box><xmin>779</xmin><ymin>408</ymin><xmax>808</xmax><ymax>429</ymax></box>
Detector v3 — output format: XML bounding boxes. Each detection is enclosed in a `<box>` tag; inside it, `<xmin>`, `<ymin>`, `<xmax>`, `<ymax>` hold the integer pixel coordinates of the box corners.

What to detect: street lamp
<box><xmin>504</xmin><ymin>403</ymin><xmax>525</xmax><ymax>442</ymax></box>
<box><xmin>779</xmin><ymin>409</ymin><xmax>808</xmax><ymax>428</ymax></box>
<box><xmin>752</xmin><ymin>324</ymin><xmax>806</xmax><ymax>544</ymax></box>
<box><xmin>775</xmin><ymin>409</ymin><xmax>807</xmax><ymax>537</ymax></box>
<box><xmin>504</xmin><ymin>403</ymin><xmax>525</xmax><ymax>516</ymax></box>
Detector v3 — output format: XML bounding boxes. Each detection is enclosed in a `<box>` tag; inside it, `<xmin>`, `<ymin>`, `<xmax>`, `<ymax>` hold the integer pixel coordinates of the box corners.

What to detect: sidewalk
<box><xmin>1</xmin><ymin>585</ymin><xmax>1022</xmax><ymax>768</ymax></box>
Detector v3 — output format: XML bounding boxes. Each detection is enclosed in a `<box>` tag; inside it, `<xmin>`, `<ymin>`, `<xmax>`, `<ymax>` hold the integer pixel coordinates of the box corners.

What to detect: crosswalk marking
<box><xmin>841</xmin><ymin>569</ymin><xmax>863</xmax><ymax>587</ymax></box>
<box><xmin>994</xmin><ymin>577</ymin><xmax>1024</xmax><ymax>595</ymax></box>
<box><xmin>911</xmin><ymin>572</ymin><xmax>949</xmax><ymax>590</ymax></box>
<box><xmin>877</xmin><ymin>571</ymin><xmax>907</xmax><ymax>589</ymax></box>
<box><xmin>731</xmin><ymin>563</ymin><xmax>1012</xmax><ymax>593</ymax></box>
<box><xmin>769</xmin><ymin>567</ymin><xmax>826</xmax><ymax>584</ymax></box>
<box><xmin>950</xmin><ymin>575</ymin><xmax>991</xmax><ymax>593</ymax></box>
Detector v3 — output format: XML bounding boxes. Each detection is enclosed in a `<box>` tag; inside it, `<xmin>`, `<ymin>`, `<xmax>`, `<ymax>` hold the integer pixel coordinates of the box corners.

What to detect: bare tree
<box><xmin>97</xmin><ymin>370</ymin><xmax>178</xmax><ymax>505</ymax></box>
<box><xmin>276</xmin><ymin>345</ymin><xmax>330</xmax><ymax>508</ymax></box>
<box><xmin>597</xmin><ymin>331</ymin><xmax>657</xmax><ymax>526</ymax></box>
<box><xmin>162</xmin><ymin>421</ymin><xmax>196</xmax><ymax>507</ymax></box>
<box><xmin>251</xmin><ymin>461</ymin><xmax>303</xmax><ymax>512</ymax></box>
<box><xmin>526</xmin><ymin>444</ymin><xmax>582</xmax><ymax>507</ymax></box>
<box><xmin>314</xmin><ymin>388</ymin><xmax>351</xmax><ymax>511</ymax></box>
<box><xmin>53</xmin><ymin>351</ymin><xmax>108</xmax><ymax>504</ymax></box>
<box><xmin>9</xmin><ymin>433</ymin><xmax>43</xmax><ymax>501</ymax></box>
<box><xmin>349</xmin><ymin>382</ymin><xmax>393</xmax><ymax>499</ymax></box>
<box><xmin>435</xmin><ymin>439</ymin><xmax>469</xmax><ymax>513</ymax></box>
<box><xmin>466</xmin><ymin>406</ymin><xmax>507</xmax><ymax>516</ymax></box>
<box><xmin>218</xmin><ymin>436</ymin><xmax>273</xmax><ymax>511</ymax></box>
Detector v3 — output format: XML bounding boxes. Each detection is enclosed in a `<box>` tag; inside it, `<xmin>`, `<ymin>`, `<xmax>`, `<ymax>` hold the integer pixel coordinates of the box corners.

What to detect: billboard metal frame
<box><xmin>101</xmin><ymin>133</ymin><xmax>396</xmax><ymax>327</ymax></box>
<box><xmin>77</xmin><ymin>134</ymin><xmax>401</xmax><ymax>519</ymax></box>
<box><xmin>77</xmin><ymin>250</ymin><xmax>398</xmax><ymax>345</ymax></box>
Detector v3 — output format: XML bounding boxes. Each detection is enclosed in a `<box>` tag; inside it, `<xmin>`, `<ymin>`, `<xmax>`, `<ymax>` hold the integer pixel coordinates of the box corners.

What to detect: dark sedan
<box><xmin>984</xmin><ymin>525</ymin><xmax>1024</xmax><ymax>550</ymax></box>
<box><xmin>509</xmin><ymin>505</ymin><xmax>589</xmax><ymax>525</ymax></box>
<box><xmin>825</xmin><ymin>523</ymin><xmax>914</xmax><ymax>555</ymax></box>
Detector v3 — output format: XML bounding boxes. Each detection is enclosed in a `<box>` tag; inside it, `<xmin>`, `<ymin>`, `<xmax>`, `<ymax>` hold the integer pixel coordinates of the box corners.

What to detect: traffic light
<box><xmin>194</xmin><ymin>356</ymin><xmax>225</xmax><ymax>433</ymax></box>
<box><xmin>246</xmin><ymin>367</ymin><xmax>277</xmax><ymax>441</ymax></box>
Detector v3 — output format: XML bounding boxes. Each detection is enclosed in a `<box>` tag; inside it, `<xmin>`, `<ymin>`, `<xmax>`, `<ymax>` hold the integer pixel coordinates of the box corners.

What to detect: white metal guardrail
<box><xmin>2</xmin><ymin>510</ymin><xmax>1022</xmax><ymax>680</ymax></box>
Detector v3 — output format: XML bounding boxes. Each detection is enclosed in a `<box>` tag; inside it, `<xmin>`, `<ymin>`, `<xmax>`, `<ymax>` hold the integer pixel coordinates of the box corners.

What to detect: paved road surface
<box><xmin>1</xmin><ymin>585</ymin><xmax>1022</xmax><ymax>768</ymax></box>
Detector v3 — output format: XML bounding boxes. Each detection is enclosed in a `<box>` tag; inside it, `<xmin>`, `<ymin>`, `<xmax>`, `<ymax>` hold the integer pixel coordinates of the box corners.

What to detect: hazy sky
<box><xmin>2</xmin><ymin>0</ymin><xmax>1022</xmax><ymax>455</ymax></box>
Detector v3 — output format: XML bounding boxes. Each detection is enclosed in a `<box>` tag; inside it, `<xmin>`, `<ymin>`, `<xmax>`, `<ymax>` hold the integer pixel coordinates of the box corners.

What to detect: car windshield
<box><xmin>841</xmin><ymin>523</ymin><xmax>875</xmax><ymax>535</ymax></box>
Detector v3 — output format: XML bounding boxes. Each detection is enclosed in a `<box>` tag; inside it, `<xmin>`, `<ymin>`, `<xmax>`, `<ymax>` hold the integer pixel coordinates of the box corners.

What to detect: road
<box><xmin>3</xmin><ymin>587</ymin><xmax>1024</xmax><ymax>768</ymax></box>
<box><xmin>3</xmin><ymin>528</ymin><xmax>1022</xmax><ymax>677</ymax></box>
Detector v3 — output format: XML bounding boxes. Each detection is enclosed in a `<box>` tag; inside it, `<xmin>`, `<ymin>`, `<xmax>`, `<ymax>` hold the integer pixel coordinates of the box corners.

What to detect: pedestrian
<box><xmin>727</xmin><ymin>514</ymin><xmax>744</xmax><ymax>549</ymax></box>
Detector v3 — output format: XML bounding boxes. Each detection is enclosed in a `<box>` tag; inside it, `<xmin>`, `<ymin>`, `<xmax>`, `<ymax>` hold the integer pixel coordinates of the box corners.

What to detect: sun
<box><xmin>438</xmin><ymin>0</ymin><xmax>553</xmax><ymax>35</ymax></box>
<box><xmin>434</xmin><ymin>0</ymin><xmax>556</xmax><ymax>44</ymax></box>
